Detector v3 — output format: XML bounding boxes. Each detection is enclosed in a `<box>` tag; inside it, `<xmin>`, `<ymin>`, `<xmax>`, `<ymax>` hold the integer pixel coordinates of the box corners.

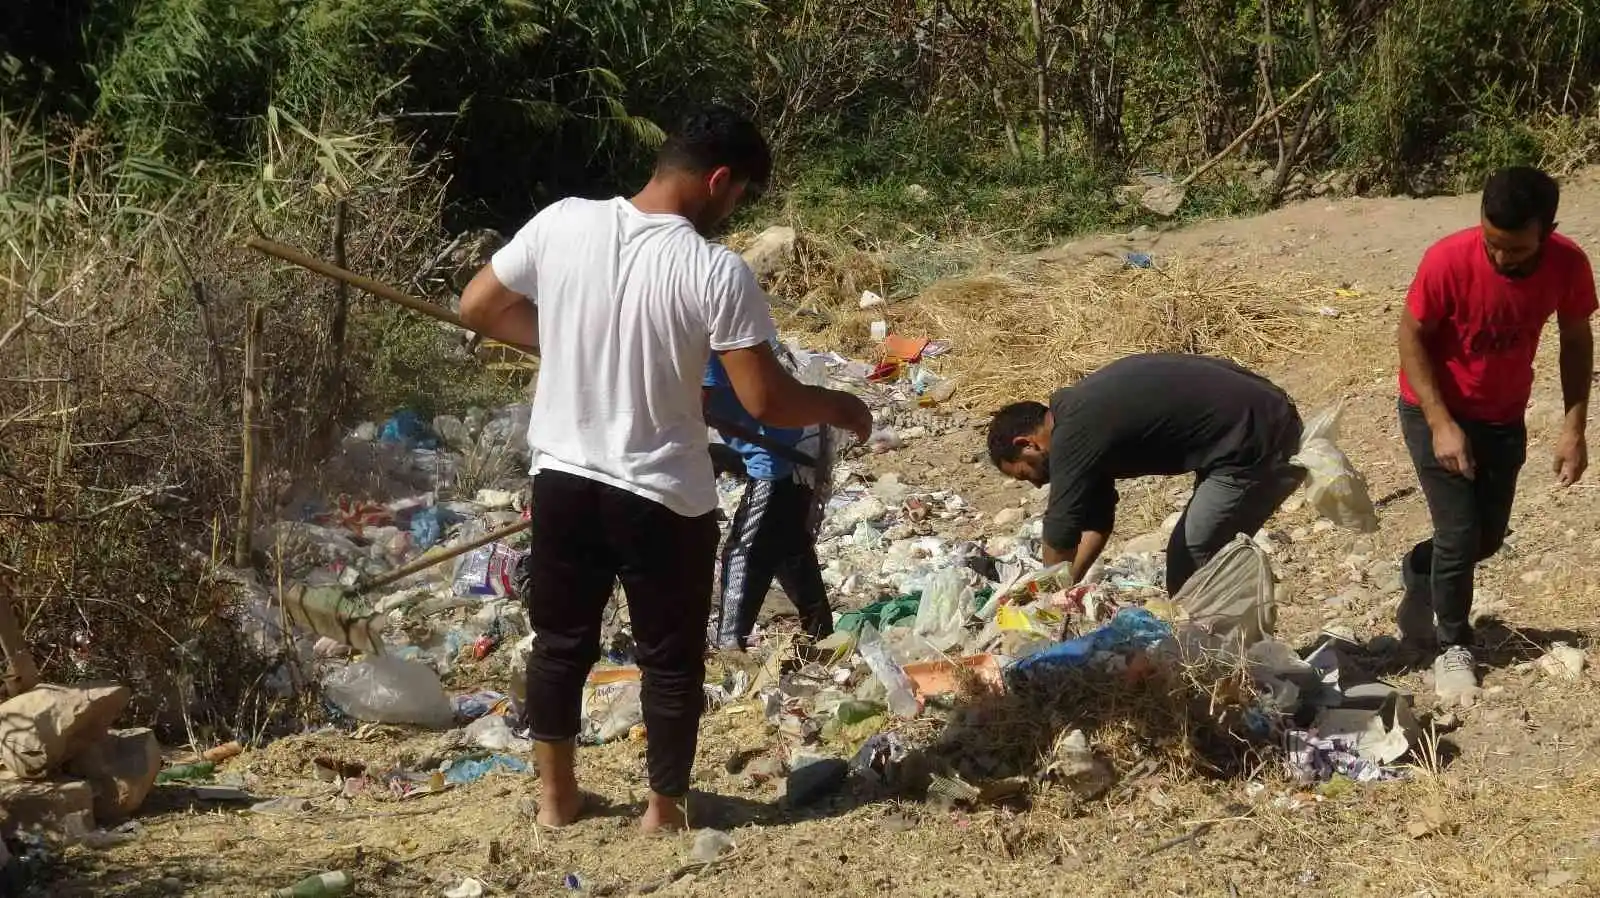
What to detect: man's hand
<box><xmin>1555</xmin><ymin>427</ymin><xmax>1588</xmax><ymax>486</ymax></box>
<box><xmin>829</xmin><ymin>392</ymin><xmax>873</xmax><ymax>442</ymax></box>
<box><xmin>1431</xmin><ymin>417</ymin><xmax>1475</xmax><ymax>480</ymax></box>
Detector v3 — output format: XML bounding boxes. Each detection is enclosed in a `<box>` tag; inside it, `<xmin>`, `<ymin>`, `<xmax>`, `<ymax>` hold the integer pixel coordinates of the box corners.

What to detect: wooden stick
<box><xmin>248</xmin><ymin>235</ymin><xmax>492</xmax><ymax>337</ymax></box>
<box><xmin>354</xmin><ymin>518</ymin><xmax>532</xmax><ymax>595</ymax></box>
<box><xmin>235</xmin><ymin>304</ymin><xmax>263</xmax><ymax>568</ymax></box>
<box><xmin>245</xmin><ymin>236</ymin><xmax>818</xmax><ymax>466</ymax></box>
<box><xmin>1179</xmin><ymin>71</ymin><xmax>1323</xmax><ymax>188</ymax></box>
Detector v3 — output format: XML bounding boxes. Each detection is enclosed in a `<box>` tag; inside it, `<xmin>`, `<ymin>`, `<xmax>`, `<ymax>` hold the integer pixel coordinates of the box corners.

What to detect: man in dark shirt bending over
<box><xmin>988</xmin><ymin>353</ymin><xmax>1304</xmax><ymax>594</ymax></box>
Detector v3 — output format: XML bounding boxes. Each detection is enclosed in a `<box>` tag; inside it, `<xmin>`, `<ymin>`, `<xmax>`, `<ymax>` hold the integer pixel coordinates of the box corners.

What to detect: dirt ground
<box><xmin>38</xmin><ymin>173</ymin><xmax>1600</xmax><ymax>896</ymax></box>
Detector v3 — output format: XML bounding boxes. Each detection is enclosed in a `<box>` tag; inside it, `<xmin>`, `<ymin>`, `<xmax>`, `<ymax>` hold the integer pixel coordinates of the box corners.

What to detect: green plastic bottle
<box><xmin>271</xmin><ymin>870</ymin><xmax>353</xmax><ymax>897</ymax></box>
<box><xmin>154</xmin><ymin>761</ymin><xmax>215</xmax><ymax>783</ymax></box>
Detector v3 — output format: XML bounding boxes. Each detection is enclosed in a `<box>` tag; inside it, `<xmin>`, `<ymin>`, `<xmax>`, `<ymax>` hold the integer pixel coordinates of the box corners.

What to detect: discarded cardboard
<box><xmin>1312</xmin><ymin>690</ymin><xmax>1421</xmax><ymax>765</ymax></box>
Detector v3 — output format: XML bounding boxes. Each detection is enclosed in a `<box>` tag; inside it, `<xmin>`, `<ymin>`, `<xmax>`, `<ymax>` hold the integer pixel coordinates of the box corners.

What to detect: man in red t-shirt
<box><xmin>1397</xmin><ymin>166</ymin><xmax>1596</xmax><ymax>708</ymax></box>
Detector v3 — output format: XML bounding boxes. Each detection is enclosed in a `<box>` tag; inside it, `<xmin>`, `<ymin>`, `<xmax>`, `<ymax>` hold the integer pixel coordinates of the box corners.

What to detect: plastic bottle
<box><xmin>155</xmin><ymin>761</ymin><xmax>216</xmax><ymax>784</ymax></box>
<box><xmin>835</xmin><ymin>699</ymin><xmax>887</xmax><ymax>725</ymax></box>
<box><xmin>857</xmin><ymin>624</ymin><xmax>919</xmax><ymax>719</ymax></box>
<box><xmin>271</xmin><ymin>870</ymin><xmax>353</xmax><ymax>897</ymax></box>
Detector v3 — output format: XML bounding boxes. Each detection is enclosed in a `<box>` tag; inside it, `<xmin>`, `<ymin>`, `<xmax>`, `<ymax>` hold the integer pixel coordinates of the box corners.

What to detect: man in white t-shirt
<box><xmin>459</xmin><ymin>106</ymin><xmax>871</xmax><ymax>833</ymax></box>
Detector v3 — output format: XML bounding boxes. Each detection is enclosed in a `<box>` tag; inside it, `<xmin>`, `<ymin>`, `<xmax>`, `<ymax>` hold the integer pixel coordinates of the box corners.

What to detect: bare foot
<box><xmin>537</xmin><ymin>780</ymin><xmax>584</xmax><ymax>827</ymax></box>
<box><xmin>639</xmin><ymin>793</ymin><xmax>688</xmax><ymax>834</ymax></box>
<box><xmin>533</xmin><ymin>738</ymin><xmax>584</xmax><ymax>827</ymax></box>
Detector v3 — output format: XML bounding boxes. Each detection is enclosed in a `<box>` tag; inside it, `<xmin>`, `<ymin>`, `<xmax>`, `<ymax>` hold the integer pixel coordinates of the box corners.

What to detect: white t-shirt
<box><xmin>491</xmin><ymin>197</ymin><xmax>776</xmax><ymax>517</ymax></box>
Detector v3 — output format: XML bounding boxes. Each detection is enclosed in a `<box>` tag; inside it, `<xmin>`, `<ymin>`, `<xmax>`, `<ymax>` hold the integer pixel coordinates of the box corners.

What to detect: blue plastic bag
<box><xmin>443</xmin><ymin>753</ymin><xmax>529</xmax><ymax>785</ymax></box>
<box><xmin>1008</xmin><ymin>607</ymin><xmax>1171</xmax><ymax>677</ymax></box>
<box><xmin>408</xmin><ymin>506</ymin><xmax>444</xmax><ymax>550</ymax></box>
<box><xmin>379</xmin><ymin>410</ymin><xmax>439</xmax><ymax>449</ymax></box>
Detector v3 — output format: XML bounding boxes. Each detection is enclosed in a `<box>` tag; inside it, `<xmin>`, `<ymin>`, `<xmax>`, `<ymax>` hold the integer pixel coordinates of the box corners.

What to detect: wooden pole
<box><xmin>244</xmin><ymin>236</ymin><xmax>818</xmax><ymax>466</ymax></box>
<box><xmin>235</xmin><ymin>304</ymin><xmax>263</xmax><ymax>569</ymax></box>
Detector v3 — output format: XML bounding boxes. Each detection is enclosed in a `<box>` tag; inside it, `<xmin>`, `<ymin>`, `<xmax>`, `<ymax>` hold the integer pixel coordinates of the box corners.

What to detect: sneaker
<box><xmin>1433</xmin><ymin>645</ymin><xmax>1481</xmax><ymax>709</ymax></box>
<box><xmin>1396</xmin><ymin>563</ymin><xmax>1436</xmax><ymax>645</ymax></box>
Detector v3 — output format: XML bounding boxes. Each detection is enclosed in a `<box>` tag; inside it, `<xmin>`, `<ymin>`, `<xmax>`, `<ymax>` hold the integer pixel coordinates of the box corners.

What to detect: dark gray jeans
<box><xmin>1399</xmin><ymin>402</ymin><xmax>1526</xmax><ymax>647</ymax></box>
<box><xmin>1166</xmin><ymin>414</ymin><xmax>1306</xmax><ymax>594</ymax></box>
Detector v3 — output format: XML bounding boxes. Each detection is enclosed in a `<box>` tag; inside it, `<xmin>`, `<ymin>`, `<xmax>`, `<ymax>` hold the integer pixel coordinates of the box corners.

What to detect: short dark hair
<box><xmin>1482</xmin><ymin>166</ymin><xmax>1559</xmax><ymax>232</ymax></box>
<box><xmin>987</xmin><ymin>401</ymin><xmax>1049</xmax><ymax>466</ymax></box>
<box><xmin>657</xmin><ymin>105</ymin><xmax>772</xmax><ymax>188</ymax></box>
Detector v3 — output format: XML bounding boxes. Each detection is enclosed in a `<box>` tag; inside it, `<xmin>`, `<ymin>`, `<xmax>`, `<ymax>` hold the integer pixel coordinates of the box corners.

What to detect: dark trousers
<box><xmin>716</xmin><ymin>475</ymin><xmax>834</xmax><ymax>648</ymax></box>
<box><xmin>1399</xmin><ymin>402</ymin><xmax>1525</xmax><ymax>647</ymax></box>
<box><xmin>521</xmin><ymin>470</ymin><xmax>718</xmax><ymax>797</ymax></box>
<box><xmin>1167</xmin><ymin>413</ymin><xmax>1306</xmax><ymax>594</ymax></box>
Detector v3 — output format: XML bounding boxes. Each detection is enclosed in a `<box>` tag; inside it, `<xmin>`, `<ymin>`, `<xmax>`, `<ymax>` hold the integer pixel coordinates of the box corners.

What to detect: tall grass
<box><xmin>0</xmin><ymin>112</ymin><xmax>513</xmax><ymax>740</ymax></box>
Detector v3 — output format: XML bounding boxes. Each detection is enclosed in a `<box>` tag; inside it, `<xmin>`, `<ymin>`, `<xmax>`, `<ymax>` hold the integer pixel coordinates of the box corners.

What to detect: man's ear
<box><xmin>1012</xmin><ymin>435</ymin><xmax>1035</xmax><ymax>454</ymax></box>
<box><xmin>706</xmin><ymin>165</ymin><xmax>733</xmax><ymax>194</ymax></box>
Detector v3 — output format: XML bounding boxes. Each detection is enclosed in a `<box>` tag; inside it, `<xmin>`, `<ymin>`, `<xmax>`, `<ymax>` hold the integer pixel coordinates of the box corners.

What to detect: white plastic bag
<box><xmin>323</xmin><ymin>657</ymin><xmax>455</xmax><ymax>729</ymax></box>
<box><xmin>912</xmin><ymin>567</ymin><xmax>975</xmax><ymax>653</ymax></box>
<box><xmin>581</xmin><ymin>682</ymin><xmax>643</xmax><ymax>744</ymax></box>
<box><xmin>1291</xmin><ymin>402</ymin><xmax>1379</xmax><ymax>533</ymax></box>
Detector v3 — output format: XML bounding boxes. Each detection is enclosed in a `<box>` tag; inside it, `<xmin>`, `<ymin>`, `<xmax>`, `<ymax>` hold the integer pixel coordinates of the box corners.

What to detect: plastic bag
<box><xmin>1291</xmin><ymin>402</ymin><xmax>1379</xmax><ymax>533</ymax></box>
<box><xmin>912</xmin><ymin>567</ymin><xmax>974</xmax><ymax>652</ymax></box>
<box><xmin>857</xmin><ymin>624</ymin><xmax>920</xmax><ymax>718</ymax></box>
<box><xmin>452</xmin><ymin>542</ymin><xmax>524</xmax><ymax>597</ymax></box>
<box><xmin>323</xmin><ymin>657</ymin><xmax>455</xmax><ymax>729</ymax></box>
<box><xmin>581</xmin><ymin>681</ymin><xmax>643</xmax><ymax>744</ymax></box>
<box><xmin>1171</xmin><ymin>534</ymin><xmax>1277</xmax><ymax>656</ymax></box>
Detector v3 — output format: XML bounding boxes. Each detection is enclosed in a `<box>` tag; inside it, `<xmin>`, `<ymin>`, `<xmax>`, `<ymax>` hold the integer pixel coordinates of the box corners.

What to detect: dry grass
<box><xmin>898</xmin><ymin>257</ymin><xmax>1332</xmax><ymax>411</ymax></box>
<box><xmin>0</xmin><ymin>113</ymin><xmax>495</xmax><ymax>742</ymax></box>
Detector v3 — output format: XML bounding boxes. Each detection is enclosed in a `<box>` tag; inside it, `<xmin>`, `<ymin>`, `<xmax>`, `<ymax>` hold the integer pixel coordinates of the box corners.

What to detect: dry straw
<box><xmin>900</xmin><ymin>256</ymin><xmax>1328</xmax><ymax>411</ymax></box>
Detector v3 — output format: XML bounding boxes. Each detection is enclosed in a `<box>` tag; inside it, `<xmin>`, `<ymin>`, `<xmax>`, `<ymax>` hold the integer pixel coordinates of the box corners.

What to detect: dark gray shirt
<box><xmin>1043</xmin><ymin>353</ymin><xmax>1298</xmax><ymax>551</ymax></box>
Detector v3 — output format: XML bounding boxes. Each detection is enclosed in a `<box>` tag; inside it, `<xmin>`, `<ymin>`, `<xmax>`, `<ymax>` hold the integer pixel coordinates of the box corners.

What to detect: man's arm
<box><xmin>717</xmin><ymin>342</ymin><xmax>872</xmax><ymax>439</ymax></box>
<box><xmin>1069</xmin><ymin>530</ymin><xmax>1109</xmax><ymax>584</ymax></box>
<box><xmin>1555</xmin><ymin>315</ymin><xmax>1593</xmax><ymax>486</ymax></box>
<box><xmin>459</xmin><ymin>264</ymin><xmax>538</xmax><ymax>353</ymax></box>
<box><xmin>1399</xmin><ymin>309</ymin><xmax>1474</xmax><ymax>478</ymax></box>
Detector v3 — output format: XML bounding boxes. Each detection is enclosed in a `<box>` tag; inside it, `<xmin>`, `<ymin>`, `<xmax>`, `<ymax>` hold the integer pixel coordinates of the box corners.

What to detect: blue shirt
<box><xmin>703</xmin><ymin>346</ymin><xmax>806</xmax><ymax>481</ymax></box>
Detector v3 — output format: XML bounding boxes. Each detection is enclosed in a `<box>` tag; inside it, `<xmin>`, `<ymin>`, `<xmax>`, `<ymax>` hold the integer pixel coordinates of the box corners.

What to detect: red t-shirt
<box><xmin>1399</xmin><ymin>227</ymin><xmax>1597</xmax><ymax>423</ymax></box>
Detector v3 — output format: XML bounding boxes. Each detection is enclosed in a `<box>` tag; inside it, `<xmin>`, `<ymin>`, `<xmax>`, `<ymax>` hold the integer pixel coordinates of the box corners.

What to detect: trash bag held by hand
<box><xmin>1291</xmin><ymin>401</ymin><xmax>1379</xmax><ymax>533</ymax></box>
<box><xmin>323</xmin><ymin>657</ymin><xmax>455</xmax><ymax>729</ymax></box>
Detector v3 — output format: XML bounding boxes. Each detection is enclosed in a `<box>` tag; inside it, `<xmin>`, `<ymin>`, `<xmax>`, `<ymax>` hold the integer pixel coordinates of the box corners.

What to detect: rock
<box><xmin>1544</xmin><ymin>869</ymin><xmax>1579</xmax><ymax>889</ymax></box>
<box><xmin>1312</xmin><ymin>519</ymin><xmax>1335</xmax><ymax>533</ymax></box>
<box><xmin>0</xmin><ymin>778</ymin><xmax>95</xmax><ymax>837</ymax></box>
<box><xmin>1113</xmin><ymin>184</ymin><xmax>1148</xmax><ymax>206</ymax></box>
<box><xmin>992</xmin><ymin>507</ymin><xmax>1026</xmax><ymax>529</ymax></box>
<box><xmin>1140</xmin><ymin>184</ymin><xmax>1187</xmax><ymax>217</ymax></box>
<box><xmin>689</xmin><ymin>828</ymin><xmax>735</xmax><ymax>864</ymax></box>
<box><xmin>1122</xmin><ymin>531</ymin><xmax>1167</xmax><ymax>556</ymax></box>
<box><xmin>740</xmin><ymin>226</ymin><xmax>797</xmax><ymax>281</ymax></box>
<box><xmin>0</xmin><ymin>683</ymin><xmax>131</xmax><ymax>779</ymax></box>
<box><xmin>1537</xmin><ymin>643</ymin><xmax>1586</xmax><ymax>680</ymax></box>
<box><xmin>903</xmin><ymin>184</ymin><xmax>930</xmax><ymax>204</ymax></box>
<box><xmin>1046</xmin><ymin>730</ymin><xmax>1113</xmax><ymax>801</ymax></box>
<box><xmin>1290</xmin><ymin>527</ymin><xmax>1310</xmax><ymax>543</ymax></box>
<box><xmin>1161</xmin><ymin>511</ymin><xmax>1183</xmax><ymax>535</ymax></box>
<box><xmin>63</xmin><ymin>728</ymin><xmax>161</xmax><ymax>822</ymax></box>
<box><xmin>785</xmin><ymin>757</ymin><xmax>848</xmax><ymax>807</ymax></box>
<box><xmin>744</xmin><ymin>754</ymin><xmax>786</xmax><ymax>786</ymax></box>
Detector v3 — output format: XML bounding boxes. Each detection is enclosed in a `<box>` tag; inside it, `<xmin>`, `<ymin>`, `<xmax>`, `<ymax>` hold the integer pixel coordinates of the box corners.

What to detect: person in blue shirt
<box><xmin>704</xmin><ymin>339</ymin><xmax>834</xmax><ymax>651</ymax></box>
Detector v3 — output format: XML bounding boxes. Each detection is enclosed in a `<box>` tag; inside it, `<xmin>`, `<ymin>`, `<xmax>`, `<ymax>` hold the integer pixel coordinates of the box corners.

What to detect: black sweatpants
<box><xmin>715</xmin><ymin>475</ymin><xmax>833</xmax><ymax>649</ymax></box>
<box><xmin>1399</xmin><ymin>402</ymin><xmax>1526</xmax><ymax>647</ymax></box>
<box><xmin>521</xmin><ymin>470</ymin><xmax>718</xmax><ymax>797</ymax></box>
